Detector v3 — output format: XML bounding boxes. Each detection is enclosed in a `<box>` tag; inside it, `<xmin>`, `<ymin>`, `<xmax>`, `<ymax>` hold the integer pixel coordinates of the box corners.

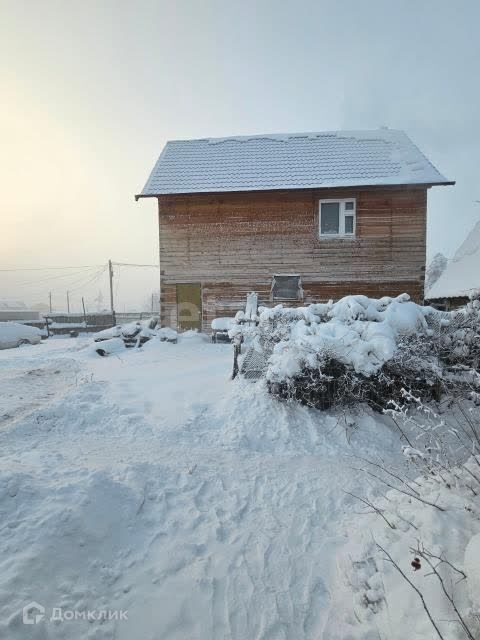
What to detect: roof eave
<box><xmin>135</xmin><ymin>180</ymin><xmax>455</xmax><ymax>200</ymax></box>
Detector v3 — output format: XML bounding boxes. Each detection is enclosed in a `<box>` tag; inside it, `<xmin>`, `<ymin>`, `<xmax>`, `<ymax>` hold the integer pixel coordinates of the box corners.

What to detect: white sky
<box><xmin>1</xmin><ymin>0</ymin><xmax>479</xmax><ymax>310</ymax></box>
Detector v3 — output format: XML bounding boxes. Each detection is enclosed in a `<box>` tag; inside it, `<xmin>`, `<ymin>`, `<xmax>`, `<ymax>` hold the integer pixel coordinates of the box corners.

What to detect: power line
<box><xmin>15</xmin><ymin>266</ymin><xmax>101</xmax><ymax>288</ymax></box>
<box><xmin>0</xmin><ymin>264</ymin><xmax>105</xmax><ymax>272</ymax></box>
<box><xmin>112</xmin><ymin>262</ymin><xmax>159</xmax><ymax>268</ymax></box>
<box><xmin>51</xmin><ymin>267</ymin><xmax>106</xmax><ymax>294</ymax></box>
<box><xmin>69</xmin><ymin>266</ymin><xmax>107</xmax><ymax>293</ymax></box>
<box><xmin>0</xmin><ymin>259</ymin><xmax>158</xmax><ymax>312</ymax></box>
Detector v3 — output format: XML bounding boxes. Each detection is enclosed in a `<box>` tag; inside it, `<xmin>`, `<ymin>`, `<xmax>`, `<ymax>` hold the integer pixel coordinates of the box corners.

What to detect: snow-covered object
<box><xmin>157</xmin><ymin>327</ymin><xmax>178</xmax><ymax>342</ymax></box>
<box><xmin>94</xmin><ymin>318</ymin><xmax>159</xmax><ymax>347</ymax></box>
<box><xmin>138</xmin><ymin>129</ymin><xmax>451</xmax><ymax>196</ymax></box>
<box><xmin>427</xmin><ymin>220</ymin><xmax>480</xmax><ymax>300</ymax></box>
<box><xmin>0</xmin><ymin>322</ymin><xmax>41</xmax><ymax>350</ymax></box>
<box><xmin>211</xmin><ymin>317</ymin><xmax>235</xmax><ymax>331</ymax></box>
<box><xmin>244</xmin><ymin>292</ymin><xmax>258</xmax><ymax>320</ymax></box>
<box><xmin>121</xmin><ymin>322</ymin><xmax>142</xmax><ymax>338</ymax></box>
<box><xmin>93</xmin><ymin>325</ymin><xmax>122</xmax><ymax>342</ymax></box>
<box><xmin>263</xmin><ymin>294</ymin><xmax>440</xmax><ymax>381</ymax></box>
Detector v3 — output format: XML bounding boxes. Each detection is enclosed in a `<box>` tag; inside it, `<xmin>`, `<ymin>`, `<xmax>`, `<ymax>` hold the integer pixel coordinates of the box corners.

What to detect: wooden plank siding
<box><xmin>157</xmin><ymin>186</ymin><xmax>428</xmax><ymax>331</ymax></box>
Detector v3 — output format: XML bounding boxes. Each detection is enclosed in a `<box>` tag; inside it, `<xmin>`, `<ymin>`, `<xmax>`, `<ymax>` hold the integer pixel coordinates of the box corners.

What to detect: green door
<box><xmin>176</xmin><ymin>283</ymin><xmax>202</xmax><ymax>331</ymax></box>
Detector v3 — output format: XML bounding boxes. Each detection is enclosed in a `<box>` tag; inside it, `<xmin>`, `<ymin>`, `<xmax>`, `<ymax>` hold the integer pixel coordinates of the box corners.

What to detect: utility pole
<box><xmin>49</xmin><ymin>291</ymin><xmax>52</xmax><ymax>313</ymax></box>
<box><xmin>108</xmin><ymin>259</ymin><xmax>115</xmax><ymax>314</ymax></box>
<box><xmin>81</xmin><ymin>297</ymin><xmax>87</xmax><ymax>327</ymax></box>
<box><xmin>66</xmin><ymin>291</ymin><xmax>70</xmax><ymax>314</ymax></box>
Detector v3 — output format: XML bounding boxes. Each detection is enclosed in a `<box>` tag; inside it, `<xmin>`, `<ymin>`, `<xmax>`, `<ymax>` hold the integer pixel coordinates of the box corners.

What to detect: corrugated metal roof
<box><xmin>136</xmin><ymin>129</ymin><xmax>452</xmax><ymax>198</ymax></box>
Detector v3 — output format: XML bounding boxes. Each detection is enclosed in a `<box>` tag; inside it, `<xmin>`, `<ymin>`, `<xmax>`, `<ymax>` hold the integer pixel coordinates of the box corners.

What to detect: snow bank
<box><xmin>465</xmin><ymin>533</ymin><xmax>480</xmax><ymax>608</ymax></box>
<box><xmin>325</xmin><ymin>454</ymin><xmax>480</xmax><ymax>639</ymax></box>
<box><xmin>264</xmin><ymin>294</ymin><xmax>437</xmax><ymax>381</ymax></box>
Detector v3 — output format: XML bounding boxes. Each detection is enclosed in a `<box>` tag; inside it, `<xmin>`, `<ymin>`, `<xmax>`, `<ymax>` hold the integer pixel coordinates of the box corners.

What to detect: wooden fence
<box><xmin>44</xmin><ymin>313</ymin><xmax>116</xmax><ymax>335</ymax></box>
<box><xmin>18</xmin><ymin>312</ymin><xmax>158</xmax><ymax>336</ymax></box>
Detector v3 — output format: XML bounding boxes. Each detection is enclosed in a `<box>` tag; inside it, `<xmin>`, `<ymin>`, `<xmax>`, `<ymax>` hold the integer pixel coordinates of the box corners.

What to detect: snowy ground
<box><xmin>0</xmin><ymin>335</ymin><xmax>477</xmax><ymax>639</ymax></box>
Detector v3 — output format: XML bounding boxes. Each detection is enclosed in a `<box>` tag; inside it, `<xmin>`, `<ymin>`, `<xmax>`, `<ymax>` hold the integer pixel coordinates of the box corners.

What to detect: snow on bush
<box><xmin>235</xmin><ymin>293</ymin><xmax>480</xmax><ymax>409</ymax></box>
<box><xmin>264</xmin><ymin>294</ymin><xmax>436</xmax><ymax>381</ymax></box>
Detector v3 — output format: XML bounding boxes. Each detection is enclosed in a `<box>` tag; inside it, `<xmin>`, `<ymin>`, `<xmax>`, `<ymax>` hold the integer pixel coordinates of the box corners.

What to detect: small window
<box><xmin>319</xmin><ymin>199</ymin><xmax>356</xmax><ymax>237</ymax></box>
<box><xmin>272</xmin><ymin>274</ymin><xmax>302</xmax><ymax>300</ymax></box>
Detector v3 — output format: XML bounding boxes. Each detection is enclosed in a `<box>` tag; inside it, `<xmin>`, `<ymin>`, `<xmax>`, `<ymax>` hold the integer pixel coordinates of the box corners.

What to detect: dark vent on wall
<box><xmin>272</xmin><ymin>275</ymin><xmax>302</xmax><ymax>300</ymax></box>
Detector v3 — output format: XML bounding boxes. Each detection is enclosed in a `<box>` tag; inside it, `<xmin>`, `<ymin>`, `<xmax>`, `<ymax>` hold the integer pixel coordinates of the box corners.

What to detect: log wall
<box><xmin>157</xmin><ymin>186</ymin><xmax>428</xmax><ymax>331</ymax></box>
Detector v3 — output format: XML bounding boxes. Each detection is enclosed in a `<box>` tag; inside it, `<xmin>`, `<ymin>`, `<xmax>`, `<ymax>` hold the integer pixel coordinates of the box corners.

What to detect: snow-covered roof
<box><xmin>136</xmin><ymin>129</ymin><xmax>453</xmax><ymax>198</ymax></box>
<box><xmin>427</xmin><ymin>220</ymin><xmax>480</xmax><ymax>300</ymax></box>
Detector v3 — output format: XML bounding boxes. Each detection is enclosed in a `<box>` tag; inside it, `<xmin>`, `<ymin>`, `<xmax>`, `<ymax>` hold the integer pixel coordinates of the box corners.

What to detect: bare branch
<box><xmin>343</xmin><ymin>490</ymin><xmax>396</xmax><ymax>529</ymax></box>
<box><xmin>376</xmin><ymin>541</ymin><xmax>446</xmax><ymax>640</ymax></box>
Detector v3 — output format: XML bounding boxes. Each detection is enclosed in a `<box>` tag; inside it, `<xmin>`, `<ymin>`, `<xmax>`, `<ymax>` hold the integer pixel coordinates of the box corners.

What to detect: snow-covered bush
<box><xmin>235</xmin><ymin>294</ymin><xmax>480</xmax><ymax>410</ymax></box>
<box><xmin>437</xmin><ymin>298</ymin><xmax>480</xmax><ymax>369</ymax></box>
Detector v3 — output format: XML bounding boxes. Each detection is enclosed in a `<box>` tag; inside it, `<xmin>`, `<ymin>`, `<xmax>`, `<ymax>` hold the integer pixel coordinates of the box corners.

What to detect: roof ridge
<box><xmin>165</xmin><ymin>128</ymin><xmax>405</xmax><ymax>145</ymax></box>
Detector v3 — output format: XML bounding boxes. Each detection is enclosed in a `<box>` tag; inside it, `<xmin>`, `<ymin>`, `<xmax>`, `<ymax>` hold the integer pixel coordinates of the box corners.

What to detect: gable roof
<box><xmin>426</xmin><ymin>220</ymin><xmax>480</xmax><ymax>300</ymax></box>
<box><xmin>136</xmin><ymin>129</ymin><xmax>453</xmax><ymax>198</ymax></box>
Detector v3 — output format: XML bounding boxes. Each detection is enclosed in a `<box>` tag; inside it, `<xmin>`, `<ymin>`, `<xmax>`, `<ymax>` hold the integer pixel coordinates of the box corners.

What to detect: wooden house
<box><xmin>136</xmin><ymin>129</ymin><xmax>453</xmax><ymax>332</ymax></box>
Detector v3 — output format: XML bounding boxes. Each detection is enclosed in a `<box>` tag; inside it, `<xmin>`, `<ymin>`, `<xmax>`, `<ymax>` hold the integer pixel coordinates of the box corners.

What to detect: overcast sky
<box><xmin>1</xmin><ymin>0</ymin><xmax>479</xmax><ymax>310</ymax></box>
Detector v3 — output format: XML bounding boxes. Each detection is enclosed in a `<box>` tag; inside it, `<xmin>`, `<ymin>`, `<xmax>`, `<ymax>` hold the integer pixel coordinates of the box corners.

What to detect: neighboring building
<box><xmin>0</xmin><ymin>300</ymin><xmax>41</xmax><ymax>323</ymax></box>
<box><xmin>426</xmin><ymin>220</ymin><xmax>480</xmax><ymax>309</ymax></box>
<box><xmin>136</xmin><ymin>129</ymin><xmax>453</xmax><ymax>331</ymax></box>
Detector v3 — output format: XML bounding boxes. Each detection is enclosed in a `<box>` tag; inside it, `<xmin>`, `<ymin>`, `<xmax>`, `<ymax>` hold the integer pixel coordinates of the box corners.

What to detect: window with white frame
<box><xmin>319</xmin><ymin>198</ymin><xmax>356</xmax><ymax>237</ymax></box>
